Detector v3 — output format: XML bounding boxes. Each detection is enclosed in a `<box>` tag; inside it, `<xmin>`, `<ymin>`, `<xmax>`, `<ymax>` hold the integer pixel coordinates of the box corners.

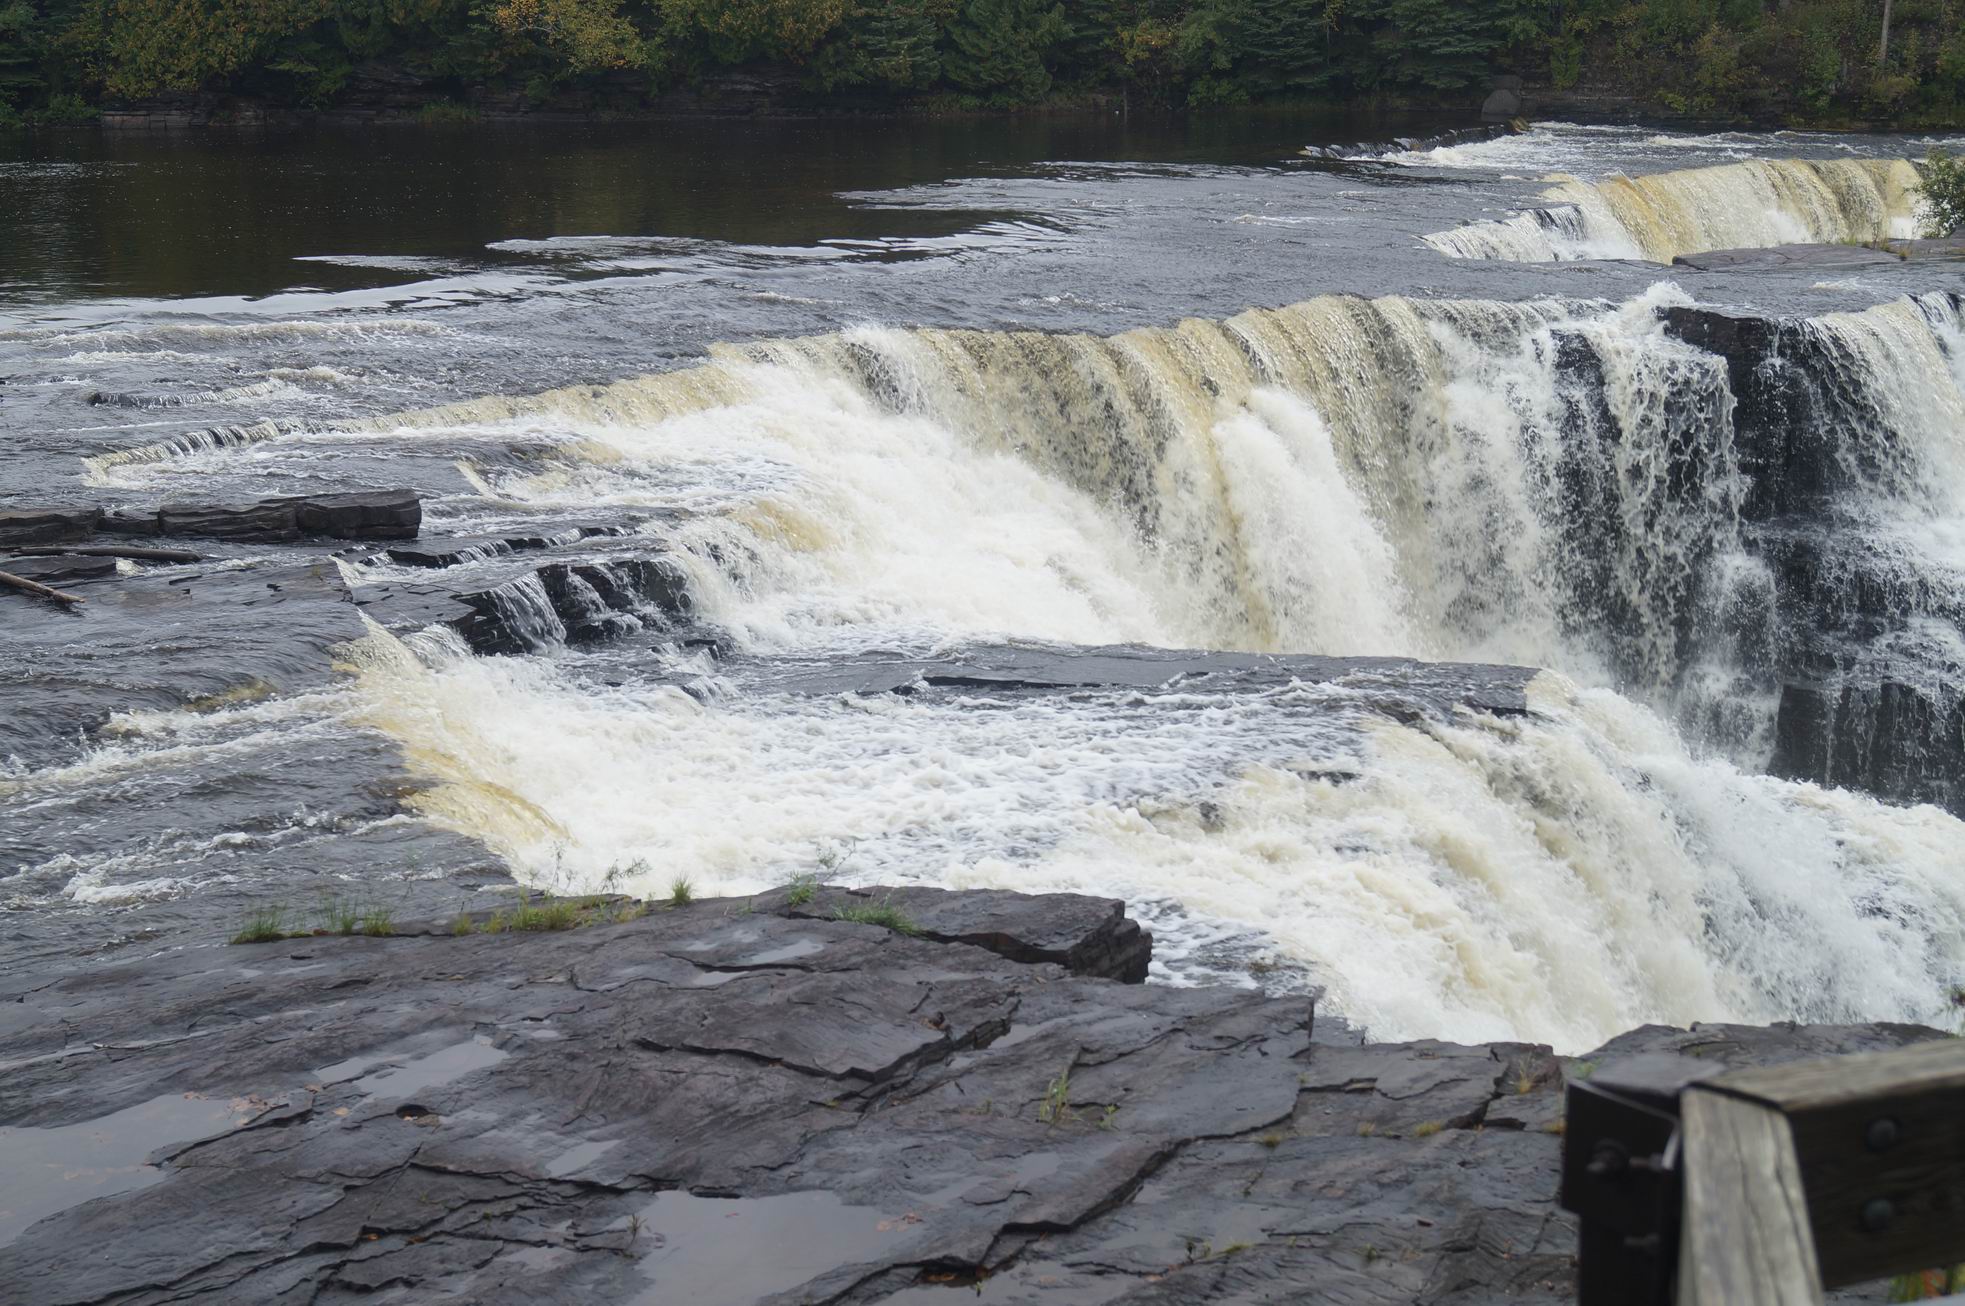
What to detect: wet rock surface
<box><xmin>1645</xmin><ymin>301</ymin><xmax>1965</xmax><ymax>814</ymax></box>
<box><xmin>4</xmin><ymin>491</ymin><xmax>421</xmax><ymax>548</ymax></box>
<box><xmin>777</xmin><ymin>645</ymin><xmax>1532</xmax><ymax>720</ymax></box>
<box><xmin>0</xmin><ymin>887</ymin><xmax>1940</xmax><ymax>1306</ymax></box>
<box><xmin>0</xmin><ymin>507</ymin><xmax>100</xmax><ymax>546</ymax></box>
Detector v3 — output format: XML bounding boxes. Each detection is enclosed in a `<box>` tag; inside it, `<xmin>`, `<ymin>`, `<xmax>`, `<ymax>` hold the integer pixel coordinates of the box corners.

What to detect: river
<box><xmin>3</xmin><ymin>115</ymin><xmax>1963</xmax><ymax>1053</ymax></box>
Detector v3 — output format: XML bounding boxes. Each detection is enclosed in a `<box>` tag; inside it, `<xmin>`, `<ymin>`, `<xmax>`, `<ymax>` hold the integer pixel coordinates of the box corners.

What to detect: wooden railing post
<box><xmin>1674</xmin><ymin>1089</ymin><xmax>1823</xmax><ymax>1305</ymax></box>
<box><xmin>1564</xmin><ymin>1037</ymin><xmax>1965</xmax><ymax>1305</ymax></box>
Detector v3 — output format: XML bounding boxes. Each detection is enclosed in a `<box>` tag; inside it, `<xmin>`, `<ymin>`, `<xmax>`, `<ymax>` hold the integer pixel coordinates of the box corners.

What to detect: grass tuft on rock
<box><xmin>319</xmin><ymin>895</ymin><xmax>361</xmax><ymax>936</ymax></box>
<box><xmin>231</xmin><ymin>906</ymin><xmax>290</xmax><ymax>945</ymax></box>
<box><xmin>834</xmin><ymin>898</ymin><xmax>920</xmax><ymax>935</ymax></box>
<box><xmin>1038</xmin><ymin>1065</ymin><xmax>1073</xmax><ymax>1125</ymax></box>
<box><xmin>667</xmin><ymin>876</ymin><xmax>694</xmax><ymax>907</ymax></box>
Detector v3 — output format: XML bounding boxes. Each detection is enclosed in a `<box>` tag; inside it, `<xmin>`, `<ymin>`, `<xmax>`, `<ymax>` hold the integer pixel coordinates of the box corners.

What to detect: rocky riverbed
<box><xmin>0</xmin><ymin>884</ymin><xmax>1945</xmax><ymax>1306</ymax></box>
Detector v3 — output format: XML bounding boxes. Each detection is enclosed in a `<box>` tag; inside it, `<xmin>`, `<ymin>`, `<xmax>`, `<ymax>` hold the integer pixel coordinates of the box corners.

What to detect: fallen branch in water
<box><xmin>6</xmin><ymin>544</ymin><xmax>203</xmax><ymax>563</ymax></box>
<box><xmin>0</xmin><ymin>568</ymin><xmax>85</xmax><ymax>605</ymax></box>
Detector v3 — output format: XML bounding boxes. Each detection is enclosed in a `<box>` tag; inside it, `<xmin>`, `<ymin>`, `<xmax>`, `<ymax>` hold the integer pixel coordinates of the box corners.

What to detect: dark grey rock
<box><xmin>0</xmin><ymin>507</ymin><xmax>100</xmax><ymax>547</ymax></box>
<box><xmin>1481</xmin><ymin>87</ymin><xmax>1523</xmax><ymax>121</ymax></box>
<box><xmin>448</xmin><ymin>554</ymin><xmax>694</xmax><ymax>654</ymax></box>
<box><xmin>1670</xmin><ymin>243</ymin><xmax>1907</xmax><ymax>272</ymax></box>
<box><xmin>159</xmin><ymin>498</ymin><xmax>303</xmax><ymax>542</ymax></box>
<box><xmin>785</xmin><ymin>885</ymin><xmax>1152</xmax><ymax>982</ymax></box>
<box><xmin>97</xmin><ymin>508</ymin><xmax>163</xmax><ymax>535</ymax></box>
<box><xmin>376</xmin><ymin>536</ymin><xmax>520</xmax><ymax>569</ymax></box>
<box><xmin>291</xmin><ymin>489</ymin><xmax>421</xmax><ymax>540</ymax></box>
<box><xmin>154</xmin><ymin>492</ymin><xmax>420</xmax><ymax>544</ymax></box>
<box><xmin>0</xmin><ymin>554</ymin><xmax>119</xmax><ymax>586</ymax></box>
<box><xmin>0</xmin><ymin>886</ymin><xmax>1941</xmax><ymax>1306</ymax></box>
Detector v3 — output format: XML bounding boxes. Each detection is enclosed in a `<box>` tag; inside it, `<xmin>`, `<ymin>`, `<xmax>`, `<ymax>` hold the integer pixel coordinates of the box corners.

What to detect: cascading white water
<box><xmin>1425</xmin><ymin>158</ymin><xmax>1923</xmax><ymax>262</ymax></box>
<box><xmin>347</xmin><ymin>625</ymin><xmax>1965</xmax><ymax>1051</ymax></box>
<box><xmin>348</xmin><ymin>286</ymin><xmax>1741</xmax><ymax>678</ymax></box>
<box><xmin>293</xmin><ymin>284</ymin><xmax>1965</xmax><ymax>1050</ymax></box>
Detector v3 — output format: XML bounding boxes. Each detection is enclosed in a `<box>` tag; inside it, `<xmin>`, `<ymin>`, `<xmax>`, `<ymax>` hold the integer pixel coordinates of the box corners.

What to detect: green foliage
<box><xmin>667</xmin><ymin>874</ymin><xmax>694</xmax><ymax>906</ymax></box>
<box><xmin>1037</xmin><ymin>1064</ymin><xmax>1072</xmax><ymax>1123</ymax></box>
<box><xmin>7</xmin><ymin>0</ymin><xmax>1965</xmax><ymax>123</ymax></box>
<box><xmin>231</xmin><ymin>906</ymin><xmax>291</xmax><ymax>944</ymax></box>
<box><xmin>488</xmin><ymin>890</ymin><xmax>586</xmax><ymax>931</ymax></box>
<box><xmin>943</xmin><ymin>0</ymin><xmax>1064</xmax><ymax>104</ymax></box>
<box><xmin>832</xmin><ymin>897</ymin><xmax>920</xmax><ymax>934</ymax></box>
<box><xmin>810</xmin><ymin>0</ymin><xmax>948</xmax><ymax>90</ymax></box>
<box><xmin>1889</xmin><ymin>1265</ymin><xmax>1965</xmax><ymax>1301</ymax></box>
<box><xmin>319</xmin><ymin>894</ymin><xmax>362</xmax><ymax>936</ymax></box>
<box><xmin>1917</xmin><ymin>147</ymin><xmax>1965</xmax><ymax>235</ymax></box>
<box><xmin>416</xmin><ymin>96</ymin><xmax>478</xmax><ymax>119</ymax></box>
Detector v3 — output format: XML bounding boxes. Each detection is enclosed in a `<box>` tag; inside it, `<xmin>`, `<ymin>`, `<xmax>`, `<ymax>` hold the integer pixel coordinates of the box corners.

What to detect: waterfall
<box><xmin>125</xmin><ymin>283</ymin><xmax>1965</xmax><ymax>1049</ymax></box>
<box><xmin>1425</xmin><ymin>158</ymin><xmax>1923</xmax><ymax>262</ymax></box>
<box><xmin>375</xmin><ymin>286</ymin><xmax>1753</xmax><ymax>692</ymax></box>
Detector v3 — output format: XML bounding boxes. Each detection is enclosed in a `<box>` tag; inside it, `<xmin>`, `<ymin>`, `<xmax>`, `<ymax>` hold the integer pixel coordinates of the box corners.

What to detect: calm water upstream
<box><xmin>3</xmin><ymin>115</ymin><xmax>1964</xmax><ymax>1051</ymax></box>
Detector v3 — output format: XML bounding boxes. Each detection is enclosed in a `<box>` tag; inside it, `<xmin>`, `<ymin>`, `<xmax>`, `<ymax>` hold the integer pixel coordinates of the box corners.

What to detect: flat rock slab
<box><xmin>773</xmin><ymin>643</ymin><xmax>1534</xmax><ymax>721</ymax></box>
<box><xmin>791</xmin><ymin>886</ymin><xmax>1151</xmax><ymax>983</ymax></box>
<box><xmin>0</xmin><ymin>886</ymin><xmax>1941</xmax><ymax>1306</ymax></box>
<box><xmin>0</xmin><ymin>507</ymin><xmax>100</xmax><ymax>547</ymax></box>
<box><xmin>1672</xmin><ymin>239</ymin><xmax>1965</xmax><ymax>272</ymax></box>
<box><xmin>0</xmin><ymin>554</ymin><xmax>119</xmax><ymax>586</ymax></box>
<box><xmin>159</xmin><ymin>491</ymin><xmax>421</xmax><ymax>542</ymax></box>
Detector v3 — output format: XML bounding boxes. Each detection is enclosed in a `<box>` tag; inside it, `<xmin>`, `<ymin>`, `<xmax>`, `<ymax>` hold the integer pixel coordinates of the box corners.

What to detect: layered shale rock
<box><xmin>0</xmin><ymin>507</ymin><xmax>101</xmax><ymax>547</ymax></box>
<box><xmin>3</xmin><ymin>492</ymin><xmax>420</xmax><ymax>548</ymax></box>
<box><xmin>0</xmin><ymin>887</ymin><xmax>1941</xmax><ymax>1306</ymax></box>
<box><xmin>1660</xmin><ymin>302</ymin><xmax>1965</xmax><ymax>813</ymax></box>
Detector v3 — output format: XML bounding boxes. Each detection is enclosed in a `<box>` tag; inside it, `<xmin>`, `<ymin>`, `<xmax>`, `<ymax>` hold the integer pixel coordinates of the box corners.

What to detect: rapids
<box><xmin>4</xmin><ymin>119</ymin><xmax>1963</xmax><ymax>1052</ymax></box>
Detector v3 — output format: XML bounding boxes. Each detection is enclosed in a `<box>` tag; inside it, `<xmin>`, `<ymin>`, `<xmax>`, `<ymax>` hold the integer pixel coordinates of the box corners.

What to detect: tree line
<box><xmin>0</xmin><ymin>0</ymin><xmax>1953</xmax><ymax>126</ymax></box>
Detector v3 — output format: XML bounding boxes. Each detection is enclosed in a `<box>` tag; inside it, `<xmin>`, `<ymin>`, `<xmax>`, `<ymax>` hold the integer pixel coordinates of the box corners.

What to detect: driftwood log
<box><xmin>0</xmin><ymin>568</ymin><xmax>85</xmax><ymax>605</ymax></box>
<box><xmin>6</xmin><ymin>544</ymin><xmax>203</xmax><ymax>563</ymax></box>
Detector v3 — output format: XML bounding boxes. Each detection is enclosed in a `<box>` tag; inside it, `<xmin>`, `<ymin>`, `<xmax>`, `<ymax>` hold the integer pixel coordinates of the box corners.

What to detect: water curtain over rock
<box><xmin>1424</xmin><ymin>158</ymin><xmax>1922</xmax><ymax>262</ymax></box>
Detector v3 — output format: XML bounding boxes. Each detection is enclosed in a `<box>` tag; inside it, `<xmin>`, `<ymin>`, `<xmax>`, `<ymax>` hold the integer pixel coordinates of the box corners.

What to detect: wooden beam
<box><xmin>0</xmin><ymin>568</ymin><xmax>85</xmax><ymax>605</ymax></box>
<box><xmin>1676</xmin><ymin>1087</ymin><xmax>1823</xmax><ymax>1306</ymax></box>
<box><xmin>1709</xmin><ymin>1038</ymin><xmax>1965</xmax><ymax>1287</ymax></box>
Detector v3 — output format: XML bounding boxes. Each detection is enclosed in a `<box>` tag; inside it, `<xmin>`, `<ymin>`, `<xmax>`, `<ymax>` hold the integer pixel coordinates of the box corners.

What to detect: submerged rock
<box><xmin>0</xmin><ymin>887</ymin><xmax>1940</xmax><ymax>1305</ymax></box>
<box><xmin>448</xmin><ymin>554</ymin><xmax>694</xmax><ymax>654</ymax></box>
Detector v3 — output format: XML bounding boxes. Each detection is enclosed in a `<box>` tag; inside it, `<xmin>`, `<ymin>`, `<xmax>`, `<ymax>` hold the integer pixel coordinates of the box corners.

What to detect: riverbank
<box><xmin>0</xmin><ymin>882</ymin><xmax>1943</xmax><ymax>1304</ymax></box>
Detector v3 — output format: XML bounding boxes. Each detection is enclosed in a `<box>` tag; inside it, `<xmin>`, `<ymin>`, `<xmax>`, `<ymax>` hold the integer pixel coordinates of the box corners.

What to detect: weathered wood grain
<box><xmin>1711</xmin><ymin>1038</ymin><xmax>1965</xmax><ymax>1286</ymax></box>
<box><xmin>1676</xmin><ymin>1088</ymin><xmax>1824</xmax><ymax>1306</ymax></box>
<box><xmin>0</xmin><ymin>567</ymin><xmax>84</xmax><ymax>605</ymax></box>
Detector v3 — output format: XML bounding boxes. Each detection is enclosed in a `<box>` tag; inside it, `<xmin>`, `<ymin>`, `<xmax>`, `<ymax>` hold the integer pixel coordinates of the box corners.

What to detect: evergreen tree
<box><xmin>809</xmin><ymin>0</ymin><xmax>951</xmax><ymax>91</ymax></box>
<box><xmin>942</xmin><ymin>0</ymin><xmax>1065</xmax><ymax>104</ymax></box>
<box><xmin>0</xmin><ymin>0</ymin><xmax>44</xmax><ymax>116</ymax></box>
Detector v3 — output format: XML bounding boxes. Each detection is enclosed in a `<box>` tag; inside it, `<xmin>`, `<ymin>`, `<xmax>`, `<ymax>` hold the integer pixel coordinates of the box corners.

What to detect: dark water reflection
<box><xmin>0</xmin><ymin>110</ymin><xmax>1460</xmax><ymax>303</ymax></box>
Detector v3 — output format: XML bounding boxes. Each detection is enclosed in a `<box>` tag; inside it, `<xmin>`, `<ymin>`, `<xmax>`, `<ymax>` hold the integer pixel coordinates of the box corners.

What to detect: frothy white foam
<box><xmin>349</xmin><ymin>625</ymin><xmax>1965</xmax><ymax>1050</ymax></box>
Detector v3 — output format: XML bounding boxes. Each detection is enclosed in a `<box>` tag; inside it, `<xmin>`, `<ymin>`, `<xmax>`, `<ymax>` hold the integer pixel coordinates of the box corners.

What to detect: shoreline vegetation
<box><xmin>5</xmin><ymin>1</ymin><xmax>1965</xmax><ymax>131</ymax></box>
